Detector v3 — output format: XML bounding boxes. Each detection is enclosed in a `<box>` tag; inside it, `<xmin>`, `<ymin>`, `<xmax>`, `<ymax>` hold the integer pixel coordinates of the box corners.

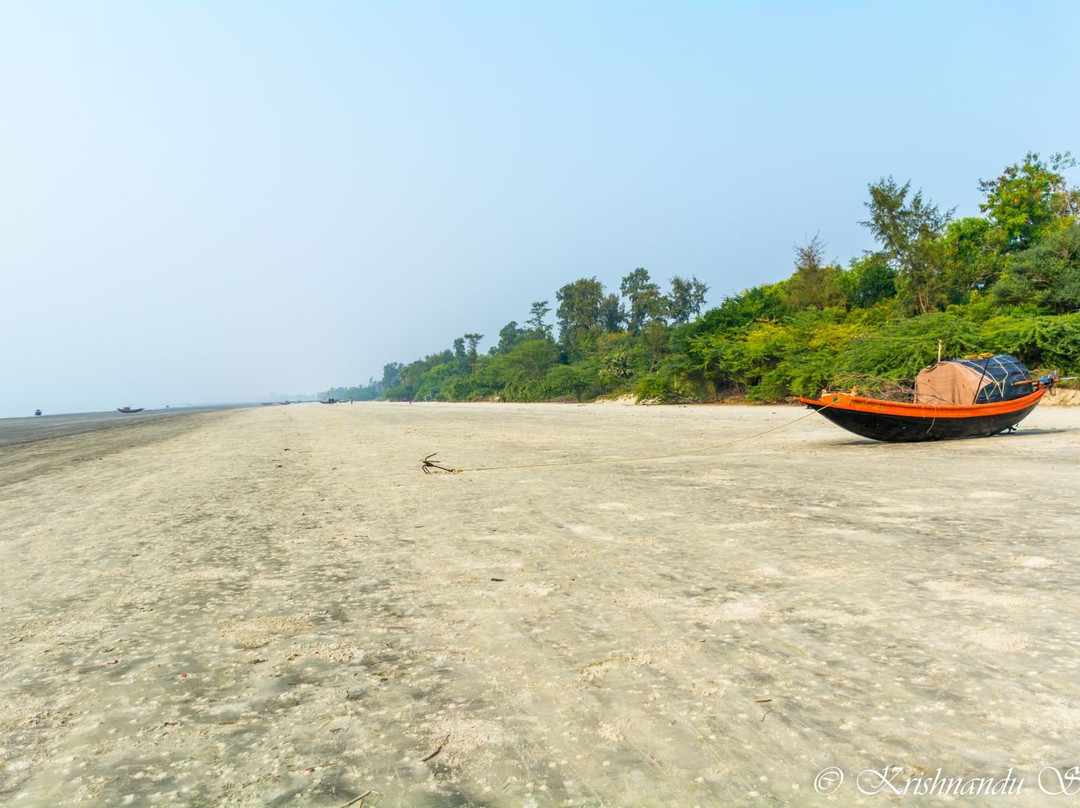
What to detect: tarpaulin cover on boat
<box><xmin>914</xmin><ymin>354</ymin><xmax>1032</xmax><ymax>405</ymax></box>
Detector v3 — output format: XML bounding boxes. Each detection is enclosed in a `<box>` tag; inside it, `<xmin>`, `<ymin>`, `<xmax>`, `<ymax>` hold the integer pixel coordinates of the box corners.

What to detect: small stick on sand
<box><xmin>420</xmin><ymin>733</ymin><xmax>451</xmax><ymax>762</ymax></box>
<box><xmin>342</xmin><ymin>790</ymin><xmax>376</xmax><ymax>807</ymax></box>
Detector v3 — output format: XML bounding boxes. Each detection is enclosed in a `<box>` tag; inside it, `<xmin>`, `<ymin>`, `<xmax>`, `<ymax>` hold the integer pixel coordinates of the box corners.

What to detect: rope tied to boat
<box><xmin>419</xmin><ymin>407</ymin><xmax>825</xmax><ymax>475</ymax></box>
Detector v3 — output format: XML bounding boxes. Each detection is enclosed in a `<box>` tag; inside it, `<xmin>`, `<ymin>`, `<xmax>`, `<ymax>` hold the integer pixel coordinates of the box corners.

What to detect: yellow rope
<box><xmin>422</xmin><ymin>407</ymin><xmax>823</xmax><ymax>474</ymax></box>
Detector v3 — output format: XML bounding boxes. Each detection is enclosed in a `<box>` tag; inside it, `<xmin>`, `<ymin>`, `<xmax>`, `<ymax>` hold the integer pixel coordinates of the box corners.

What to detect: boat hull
<box><xmin>799</xmin><ymin>389</ymin><xmax>1046</xmax><ymax>442</ymax></box>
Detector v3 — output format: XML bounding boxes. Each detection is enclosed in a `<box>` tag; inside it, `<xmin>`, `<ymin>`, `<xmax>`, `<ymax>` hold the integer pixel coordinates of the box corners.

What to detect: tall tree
<box><xmin>494</xmin><ymin>322</ymin><xmax>524</xmax><ymax>354</ymax></box>
<box><xmin>525</xmin><ymin>300</ymin><xmax>553</xmax><ymax>340</ymax></box>
<box><xmin>620</xmin><ymin>267</ymin><xmax>665</xmax><ymax>332</ymax></box>
<box><xmin>464</xmin><ymin>333</ymin><xmax>483</xmax><ymax>362</ymax></box>
<box><xmin>599</xmin><ymin>292</ymin><xmax>625</xmax><ymax>332</ymax></box>
<box><xmin>379</xmin><ymin>362</ymin><xmax>402</xmax><ymax>392</ymax></box>
<box><xmin>667</xmin><ymin>275</ymin><xmax>709</xmax><ymax>324</ymax></box>
<box><xmin>978</xmin><ymin>152</ymin><xmax>1080</xmax><ymax>252</ymax></box>
<box><xmin>453</xmin><ymin>337</ymin><xmax>468</xmax><ymax>373</ymax></box>
<box><xmin>556</xmin><ymin>277</ymin><xmax>604</xmax><ymax>355</ymax></box>
<box><xmin>861</xmin><ymin>177</ymin><xmax>953</xmax><ymax>315</ymax></box>
<box><xmin>939</xmin><ymin>216</ymin><xmax>998</xmax><ymax>298</ymax></box>
<box><xmin>782</xmin><ymin>235</ymin><xmax>844</xmax><ymax>310</ymax></box>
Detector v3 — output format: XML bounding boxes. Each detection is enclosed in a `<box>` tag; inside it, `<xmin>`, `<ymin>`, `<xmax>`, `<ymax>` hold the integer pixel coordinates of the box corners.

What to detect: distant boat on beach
<box><xmin>34</xmin><ymin>409</ymin><xmax>42</xmax><ymax>416</ymax></box>
<box><xmin>117</xmin><ymin>407</ymin><xmax>145</xmax><ymax>414</ymax></box>
<box><xmin>800</xmin><ymin>354</ymin><xmax>1058</xmax><ymax>442</ymax></box>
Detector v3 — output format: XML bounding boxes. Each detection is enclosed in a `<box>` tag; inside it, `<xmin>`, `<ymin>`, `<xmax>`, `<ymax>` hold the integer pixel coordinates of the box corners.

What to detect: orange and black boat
<box><xmin>799</xmin><ymin>355</ymin><xmax>1055</xmax><ymax>442</ymax></box>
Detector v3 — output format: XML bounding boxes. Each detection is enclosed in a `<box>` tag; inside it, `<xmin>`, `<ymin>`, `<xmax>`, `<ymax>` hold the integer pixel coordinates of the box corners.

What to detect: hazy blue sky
<box><xmin>2</xmin><ymin>1</ymin><xmax>1078</xmax><ymax>417</ymax></box>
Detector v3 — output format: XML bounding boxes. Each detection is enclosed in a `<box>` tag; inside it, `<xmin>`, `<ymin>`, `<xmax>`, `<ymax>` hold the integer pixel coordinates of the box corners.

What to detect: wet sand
<box><xmin>0</xmin><ymin>406</ymin><xmax>254</xmax><ymax>449</ymax></box>
<box><xmin>2</xmin><ymin>401</ymin><xmax>1079</xmax><ymax>806</ymax></box>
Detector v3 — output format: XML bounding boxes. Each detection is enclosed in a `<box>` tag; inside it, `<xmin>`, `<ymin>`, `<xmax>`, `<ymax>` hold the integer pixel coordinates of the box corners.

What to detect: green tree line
<box><xmin>322</xmin><ymin>151</ymin><xmax>1080</xmax><ymax>404</ymax></box>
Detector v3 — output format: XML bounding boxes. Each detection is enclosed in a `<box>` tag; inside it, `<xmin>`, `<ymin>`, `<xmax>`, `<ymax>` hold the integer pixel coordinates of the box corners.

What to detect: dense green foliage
<box><xmin>322</xmin><ymin>152</ymin><xmax>1080</xmax><ymax>404</ymax></box>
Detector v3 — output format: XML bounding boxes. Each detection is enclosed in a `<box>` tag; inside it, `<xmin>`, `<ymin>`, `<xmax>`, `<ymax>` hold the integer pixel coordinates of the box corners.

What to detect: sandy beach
<box><xmin>2</xmin><ymin>400</ymin><xmax>1080</xmax><ymax>807</ymax></box>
